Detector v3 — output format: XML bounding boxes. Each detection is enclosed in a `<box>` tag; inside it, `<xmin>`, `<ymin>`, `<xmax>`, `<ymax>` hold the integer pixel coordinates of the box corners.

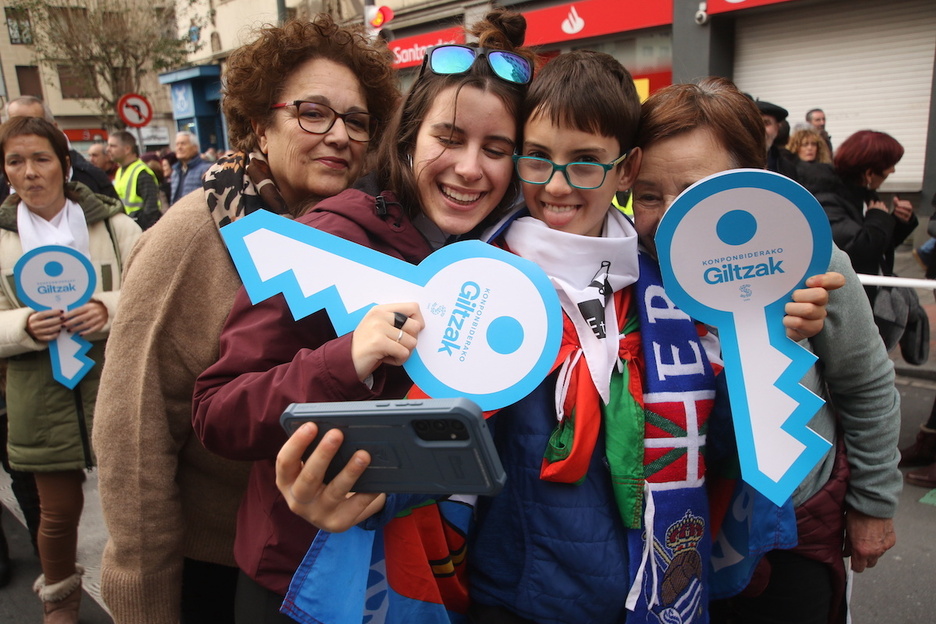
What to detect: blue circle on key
<box><xmin>44</xmin><ymin>261</ymin><xmax>64</xmax><ymax>277</ymax></box>
<box><xmin>716</xmin><ymin>210</ymin><xmax>757</xmax><ymax>246</ymax></box>
<box><xmin>487</xmin><ymin>316</ymin><xmax>523</xmax><ymax>355</ymax></box>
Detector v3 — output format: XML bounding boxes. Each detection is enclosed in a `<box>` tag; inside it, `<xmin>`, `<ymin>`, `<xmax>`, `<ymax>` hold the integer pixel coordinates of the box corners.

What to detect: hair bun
<box><xmin>468</xmin><ymin>8</ymin><xmax>527</xmax><ymax>50</ymax></box>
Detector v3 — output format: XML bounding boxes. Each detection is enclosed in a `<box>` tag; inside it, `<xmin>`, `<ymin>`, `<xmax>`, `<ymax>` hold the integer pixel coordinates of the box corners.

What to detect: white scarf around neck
<box><xmin>503</xmin><ymin>209</ymin><xmax>640</xmax><ymax>403</ymax></box>
<box><xmin>17</xmin><ymin>198</ymin><xmax>90</xmax><ymax>258</ymax></box>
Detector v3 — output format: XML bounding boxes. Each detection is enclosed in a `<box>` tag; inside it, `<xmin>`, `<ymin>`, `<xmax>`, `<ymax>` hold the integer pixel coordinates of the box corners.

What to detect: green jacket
<box><xmin>0</xmin><ymin>182</ymin><xmax>141</xmax><ymax>471</ymax></box>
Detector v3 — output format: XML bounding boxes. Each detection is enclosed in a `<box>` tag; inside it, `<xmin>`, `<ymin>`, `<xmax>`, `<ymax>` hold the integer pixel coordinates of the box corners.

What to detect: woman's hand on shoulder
<box><xmin>276</xmin><ymin>421</ymin><xmax>386</xmax><ymax>533</ymax></box>
<box><xmin>26</xmin><ymin>309</ymin><xmax>63</xmax><ymax>342</ymax></box>
<box><xmin>350</xmin><ymin>303</ymin><xmax>424</xmax><ymax>381</ymax></box>
<box><xmin>783</xmin><ymin>271</ymin><xmax>846</xmax><ymax>340</ymax></box>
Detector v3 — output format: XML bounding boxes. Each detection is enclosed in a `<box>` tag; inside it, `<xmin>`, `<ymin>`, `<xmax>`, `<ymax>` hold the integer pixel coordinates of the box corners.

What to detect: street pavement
<box><xmin>1</xmin><ymin>247</ymin><xmax>935</xmax><ymax>622</ymax></box>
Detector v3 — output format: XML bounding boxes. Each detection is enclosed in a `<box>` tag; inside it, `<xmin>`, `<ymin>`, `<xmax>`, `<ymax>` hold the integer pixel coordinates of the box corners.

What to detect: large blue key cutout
<box><xmin>655</xmin><ymin>169</ymin><xmax>833</xmax><ymax>506</ymax></box>
<box><xmin>221</xmin><ymin>210</ymin><xmax>562</xmax><ymax>411</ymax></box>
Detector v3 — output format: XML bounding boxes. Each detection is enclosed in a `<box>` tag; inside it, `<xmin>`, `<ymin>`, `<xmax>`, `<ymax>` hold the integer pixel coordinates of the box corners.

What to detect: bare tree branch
<box><xmin>12</xmin><ymin>0</ymin><xmax>208</xmax><ymax>128</ymax></box>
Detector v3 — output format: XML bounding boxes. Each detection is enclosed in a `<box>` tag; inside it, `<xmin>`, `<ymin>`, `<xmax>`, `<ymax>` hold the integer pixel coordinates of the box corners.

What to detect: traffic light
<box><xmin>364</xmin><ymin>4</ymin><xmax>394</xmax><ymax>41</ymax></box>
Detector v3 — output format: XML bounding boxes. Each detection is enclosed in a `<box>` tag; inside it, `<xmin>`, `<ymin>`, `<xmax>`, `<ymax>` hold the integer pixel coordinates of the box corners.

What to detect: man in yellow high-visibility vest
<box><xmin>107</xmin><ymin>131</ymin><xmax>161</xmax><ymax>230</ymax></box>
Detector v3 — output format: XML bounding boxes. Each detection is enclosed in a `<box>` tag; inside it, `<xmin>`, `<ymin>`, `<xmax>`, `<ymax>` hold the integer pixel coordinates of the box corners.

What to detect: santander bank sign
<box><xmin>390</xmin><ymin>27</ymin><xmax>464</xmax><ymax>69</ymax></box>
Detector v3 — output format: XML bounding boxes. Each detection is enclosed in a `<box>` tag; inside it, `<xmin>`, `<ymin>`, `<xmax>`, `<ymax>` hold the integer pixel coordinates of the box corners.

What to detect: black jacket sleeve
<box><xmin>71</xmin><ymin>150</ymin><xmax>118</xmax><ymax>200</ymax></box>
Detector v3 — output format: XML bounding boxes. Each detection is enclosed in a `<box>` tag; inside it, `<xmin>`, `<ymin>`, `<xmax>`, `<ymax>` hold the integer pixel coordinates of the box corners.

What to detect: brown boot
<box><xmin>33</xmin><ymin>564</ymin><xmax>83</xmax><ymax>624</ymax></box>
<box><xmin>899</xmin><ymin>426</ymin><xmax>936</xmax><ymax>467</ymax></box>
<box><xmin>906</xmin><ymin>462</ymin><xmax>936</xmax><ymax>489</ymax></box>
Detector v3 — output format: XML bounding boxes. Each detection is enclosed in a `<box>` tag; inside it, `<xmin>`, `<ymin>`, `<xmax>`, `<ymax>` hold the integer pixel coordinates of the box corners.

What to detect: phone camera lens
<box><xmin>414</xmin><ymin>420</ymin><xmax>430</xmax><ymax>433</ymax></box>
<box><xmin>451</xmin><ymin>420</ymin><xmax>465</xmax><ymax>431</ymax></box>
<box><xmin>432</xmin><ymin>419</ymin><xmax>448</xmax><ymax>432</ymax></box>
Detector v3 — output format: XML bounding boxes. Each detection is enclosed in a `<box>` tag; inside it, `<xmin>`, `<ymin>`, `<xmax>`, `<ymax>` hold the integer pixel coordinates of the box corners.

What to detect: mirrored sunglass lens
<box><xmin>568</xmin><ymin>163</ymin><xmax>605</xmax><ymax>188</ymax></box>
<box><xmin>488</xmin><ymin>52</ymin><xmax>531</xmax><ymax>84</ymax></box>
<box><xmin>430</xmin><ymin>46</ymin><xmax>476</xmax><ymax>74</ymax></box>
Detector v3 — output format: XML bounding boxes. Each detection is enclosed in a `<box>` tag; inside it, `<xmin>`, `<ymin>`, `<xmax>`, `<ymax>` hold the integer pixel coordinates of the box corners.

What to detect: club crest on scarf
<box><xmin>624</xmin><ymin>254</ymin><xmax>718</xmax><ymax>623</ymax></box>
<box><xmin>641</xmin><ymin>509</ymin><xmax>707</xmax><ymax>623</ymax></box>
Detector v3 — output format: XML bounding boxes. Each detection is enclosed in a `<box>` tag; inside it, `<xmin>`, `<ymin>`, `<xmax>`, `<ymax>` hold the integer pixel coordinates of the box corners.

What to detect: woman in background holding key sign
<box><xmin>632</xmin><ymin>77</ymin><xmax>900</xmax><ymax>624</ymax></box>
<box><xmin>0</xmin><ymin>115</ymin><xmax>140</xmax><ymax>622</ymax></box>
<box><xmin>192</xmin><ymin>9</ymin><xmax>535</xmax><ymax>622</ymax></box>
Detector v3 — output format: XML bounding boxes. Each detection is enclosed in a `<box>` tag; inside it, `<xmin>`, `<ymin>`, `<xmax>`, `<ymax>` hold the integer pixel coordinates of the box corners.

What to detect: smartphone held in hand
<box><xmin>280</xmin><ymin>397</ymin><xmax>506</xmax><ymax>496</ymax></box>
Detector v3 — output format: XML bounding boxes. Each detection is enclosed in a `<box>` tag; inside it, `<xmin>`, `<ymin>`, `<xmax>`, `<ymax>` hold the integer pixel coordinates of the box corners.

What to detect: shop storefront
<box><xmin>157</xmin><ymin>64</ymin><xmax>226</xmax><ymax>153</ymax></box>
<box><xmin>389</xmin><ymin>0</ymin><xmax>675</xmax><ymax>99</ymax></box>
<box><xmin>706</xmin><ymin>0</ymin><xmax>935</xmax><ymax>194</ymax></box>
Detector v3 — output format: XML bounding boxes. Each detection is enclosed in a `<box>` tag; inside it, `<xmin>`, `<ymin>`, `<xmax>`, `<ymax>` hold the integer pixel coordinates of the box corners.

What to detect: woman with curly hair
<box><xmin>788</xmin><ymin>126</ymin><xmax>832</xmax><ymax>164</ymax></box>
<box><xmin>93</xmin><ymin>15</ymin><xmax>399</xmax><ymax>624</ymax></box>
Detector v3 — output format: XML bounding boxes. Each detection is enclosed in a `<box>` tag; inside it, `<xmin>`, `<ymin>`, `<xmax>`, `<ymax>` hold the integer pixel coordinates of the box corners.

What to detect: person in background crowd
<box><xmin>633</xmin><ymin>77</ymin><xmax>899</xmax><ymax>624</ymax></box>
<box><xmin>788</xmin><ymin>126</ymin><xmax>832</xmax><ymax>164</ymax></box>
<box><xmin>141</xmin><ymin>151</ymin><xmax>172</xmax><ymax>212</ymax></box>
<box><xmin>901</xmin><ymin>194</ymin><xmax>936</xmax><ymax>487</ymax></box>
<box><xmin>2</xmin><ymin>96</ymin><xmax>118</xmax><ymax>203</ymax></box>
<box><xmin>87</xmin><ymin>142</ymin><xmax>118</xmax><ymax>180</ymax></box>
<box><xmin>107</xmin><ymin>131</ymin><xmax>161</xmax><ymax>230</ymax></box>
<box><xmin>159</xmin><ymin>149</ymin><xmax>176</xmax><ymax>205</ymax></box>
<box><xmin>755</xmin><ymin>99</ymin><xmax>798</xmax><ymax>180</ymax></box>
<box><xmin>193</xmin><ymin>10</ymin><xmax>534</xmax><ymax>623</ymax></box>
<box><xmin>808</xmin><ymin>130</ymin><xmax>917</xmax><ymax>306</ymax></box>
<box><xmin>787</xmin><ymin>126</ymin><xmax>836</xmax><ymax>192</ymax></box>
<box><xmin>0</xmin><ymin>115</ymin><xmax>140</xmax><ymax>624</ymax></box>
<box><xmin>169</xmin><ymin>131</ymin><xmax>211</xmax><ymax>204</ymax></box>
<box><xmin>93</xmin><ymin>15</ymin><xmax>400</xmax><ymax>624</ymax></box>
<box><xmin>900</xmin><ymin>399</ymin><xmax>936</xmax><ymax>488</ymax></box>
<box><xmin>807</xmin><ymin>108</ymin><xmax>834</xmax><ymax>155</ymax></box>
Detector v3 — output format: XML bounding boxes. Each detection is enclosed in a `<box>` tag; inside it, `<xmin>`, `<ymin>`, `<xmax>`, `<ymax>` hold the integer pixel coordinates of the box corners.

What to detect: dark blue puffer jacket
<box><xmin>468</xmin><ymin>373</ymin><xmax>632</xmax><ymax>624</ymax></box>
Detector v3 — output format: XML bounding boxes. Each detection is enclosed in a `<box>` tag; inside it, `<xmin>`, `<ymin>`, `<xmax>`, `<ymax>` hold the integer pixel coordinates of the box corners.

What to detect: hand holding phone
<box><xmin>280</xmin><ymin>398</ymin><xmax>505</xmax><ymax>496</ymax></box>
<box><xmin>276</xmin><ymin>422</ymin><xmax>388</xmax><ymax>533</ymax></box>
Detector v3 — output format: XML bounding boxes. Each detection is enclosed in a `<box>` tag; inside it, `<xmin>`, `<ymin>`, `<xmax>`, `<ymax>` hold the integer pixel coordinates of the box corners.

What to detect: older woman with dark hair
<box><xmin>92</xmin><ymin>15</ymin><xmax>399</xmax><ymax>624</ymax></box>
<box><xmin>633</xmin><ymin>77</ymin><xmax>900</xmax><ymax>624</ymax></box>
<box><xmin>0</xmin><ymin>116</ymin><xmax>140</xmax><ymax>622</ymax></box>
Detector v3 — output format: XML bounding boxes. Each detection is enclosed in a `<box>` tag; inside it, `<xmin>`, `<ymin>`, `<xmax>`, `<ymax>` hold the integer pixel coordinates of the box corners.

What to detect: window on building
<box><xmin>15</xmin><ymin>65</ymin><xmax>42</xmax><ymax>98</ymax></box>
<box><xmin>58</xmin><ymin>65</ymin><xmax>96</xmax><ymax>99</ymax></box>
<box><xmin>5</xmin><ymin>7</ymin><xmax>32</xmax><ymax>44</ymax></box>
<box><xmin>48</xmin><ymin>6</ymin><xmax>87</xmax><ymax>28</ymax></box>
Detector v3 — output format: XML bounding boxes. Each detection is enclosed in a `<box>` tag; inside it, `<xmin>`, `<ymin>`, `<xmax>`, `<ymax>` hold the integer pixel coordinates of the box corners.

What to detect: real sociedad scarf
<box><xmin>623</xmin><ymin>253</ymin><xmax>720</xmax><ymax>623</ymax></box>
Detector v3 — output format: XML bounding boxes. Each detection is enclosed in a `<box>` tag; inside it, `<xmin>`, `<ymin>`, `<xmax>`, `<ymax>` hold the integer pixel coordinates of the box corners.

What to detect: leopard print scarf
<box><xmin>204</xmin><ymin>151</ymin><xmax>288</xmax><ymax>229</ymax></box>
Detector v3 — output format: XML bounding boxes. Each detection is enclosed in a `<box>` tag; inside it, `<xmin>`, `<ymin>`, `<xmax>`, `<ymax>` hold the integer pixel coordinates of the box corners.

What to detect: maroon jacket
<box><xmin>192</xmin><ymin>184</ymin><xmax>432</xmax><ymax>595</ymax></box>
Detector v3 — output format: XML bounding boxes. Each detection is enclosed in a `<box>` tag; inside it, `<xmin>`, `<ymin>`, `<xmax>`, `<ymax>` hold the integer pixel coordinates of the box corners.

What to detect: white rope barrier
<box><xmin>857</xmin><ymin>274</ymin><xmax>936</xmax><ymax>289</ymax></box>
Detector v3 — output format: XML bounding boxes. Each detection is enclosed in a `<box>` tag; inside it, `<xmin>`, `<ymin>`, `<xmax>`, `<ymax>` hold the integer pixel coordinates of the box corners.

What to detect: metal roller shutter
<box><xmin>732</xmin><ymin>0</ymin><xmax>935</xmax><ymax>191</ymax></box>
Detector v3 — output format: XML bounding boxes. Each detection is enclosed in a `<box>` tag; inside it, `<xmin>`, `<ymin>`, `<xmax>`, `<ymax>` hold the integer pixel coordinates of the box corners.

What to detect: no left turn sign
<box><xmin>117</xmin><ymin>93</ymin><xmax>153</xmax><ymax>128</ymax></box>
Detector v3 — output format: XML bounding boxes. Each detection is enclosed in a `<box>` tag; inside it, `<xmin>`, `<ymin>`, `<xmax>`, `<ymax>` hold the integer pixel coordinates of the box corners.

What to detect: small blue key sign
<box><xmin>221</xmin><ymin>210</ymin><xmax>562</xmax><ymax>411</ymax></box>
<box><xmin>14</xmin><ymin>245</ymin><xmax>97</xmax><ymax>389</ymax></box>
<box><xmin>655</xmin><ymin>169</ymin><xmax>833</xmax><ymax>506</ymax></box>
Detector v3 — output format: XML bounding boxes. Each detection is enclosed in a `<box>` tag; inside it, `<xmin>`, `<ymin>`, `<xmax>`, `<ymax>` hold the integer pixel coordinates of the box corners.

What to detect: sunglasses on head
<box><xmin>419</xmin><ymin>44</ymin><xmax>532</xmax><ymax>85</ymax></box>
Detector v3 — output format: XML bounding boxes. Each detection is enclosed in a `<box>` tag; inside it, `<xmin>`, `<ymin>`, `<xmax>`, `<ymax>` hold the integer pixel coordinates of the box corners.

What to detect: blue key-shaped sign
<box><xmin>14</xmin><ymin>246</ymin><xmax>97</xmax><ymax>389</ymax></box>
<box><xmin>655</xmin><ymin>169</ymin><xmax>833</xmax><ymax>506</ymax></box>
<box><xmin>221</xmin><ymin>210</ymin><xmax>562</xmax><ymax>411</ymax></box>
